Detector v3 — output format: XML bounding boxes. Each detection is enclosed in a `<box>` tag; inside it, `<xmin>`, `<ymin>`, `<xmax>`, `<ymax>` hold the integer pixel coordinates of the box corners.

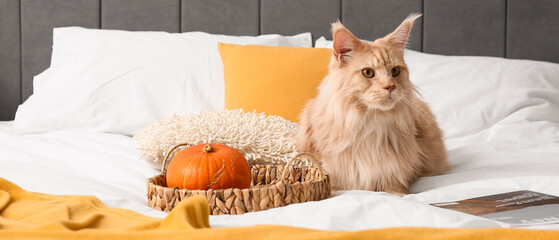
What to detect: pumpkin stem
<box><xmin>203</xmin><ymin>144</ymin><xmax>214</xmax><ymax>153</ymax></box>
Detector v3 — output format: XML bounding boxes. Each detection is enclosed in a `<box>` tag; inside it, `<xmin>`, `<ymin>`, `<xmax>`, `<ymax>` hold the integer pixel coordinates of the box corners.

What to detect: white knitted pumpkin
<box><xmin>134</xmin><ymin>109</ymin><xmax>306</xmax><ymax>170</ymax></box>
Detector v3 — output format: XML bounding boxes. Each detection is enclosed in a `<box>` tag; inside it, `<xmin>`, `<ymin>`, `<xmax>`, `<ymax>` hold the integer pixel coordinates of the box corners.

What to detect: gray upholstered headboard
<box><xmin>1</xmin><ymin>0</ymin><xmax>558</xmax><ymax>120</ymax></box>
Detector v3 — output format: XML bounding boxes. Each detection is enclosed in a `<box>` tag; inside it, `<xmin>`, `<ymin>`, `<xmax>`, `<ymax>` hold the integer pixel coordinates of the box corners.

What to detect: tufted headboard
<box><xmin>1</xmin><ymin>0</ymin><xmax>558</xmax><ymax>120</ymax></box>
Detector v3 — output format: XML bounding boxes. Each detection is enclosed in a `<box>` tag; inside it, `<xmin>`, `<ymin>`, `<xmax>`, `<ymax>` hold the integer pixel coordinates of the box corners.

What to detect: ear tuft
<box><xmin>385</xmin><ymin>13</ymin><xmax>422</xmax><ymax>51</ymax></box>
<box><xmin>331</xmin><ymin>20</ymin><xmax>360</xmax><ymax>63</ymax></box>
<box><xmin>331</xmin><ymin>20</ymin><xmax>345</xmax><ymax>34</ymax></box>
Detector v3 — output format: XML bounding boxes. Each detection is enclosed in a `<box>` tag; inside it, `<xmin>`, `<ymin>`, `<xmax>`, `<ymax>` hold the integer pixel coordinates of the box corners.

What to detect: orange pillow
<box><xmin>218</xmin><ymin>43</ymin><xmax>331</xmax><ymax>122</ymax></box>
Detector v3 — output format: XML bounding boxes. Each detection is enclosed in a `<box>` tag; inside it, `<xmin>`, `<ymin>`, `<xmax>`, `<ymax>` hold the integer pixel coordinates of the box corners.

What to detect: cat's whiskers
<box><xmin>401</xmin><ymin>98</ymin><xmax>423</xmax><ymax>115</ymax></box>
<box><xmin>401</xmin><ymin>98</ymin><xmax>436</xmax><ymax>124</ymax></box>
<box><xmin>399</xmin><ymin>98</ymin><xmax>418</xmax><ymax>112</ymax></box>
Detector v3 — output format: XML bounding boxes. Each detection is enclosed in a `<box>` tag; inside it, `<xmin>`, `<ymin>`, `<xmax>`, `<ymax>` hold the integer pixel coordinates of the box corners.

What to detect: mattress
<box><xmin>2</xmin><ymin>120</ymin><xmax>558</xmax><ymax>231</ymax></box>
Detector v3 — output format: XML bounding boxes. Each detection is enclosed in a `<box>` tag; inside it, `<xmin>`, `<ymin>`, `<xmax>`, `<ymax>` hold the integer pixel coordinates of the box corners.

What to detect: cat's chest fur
<box><xmin>307</xmin><ymin>96</ymin><xmax>423</xmax><ymax>191</ymax></box>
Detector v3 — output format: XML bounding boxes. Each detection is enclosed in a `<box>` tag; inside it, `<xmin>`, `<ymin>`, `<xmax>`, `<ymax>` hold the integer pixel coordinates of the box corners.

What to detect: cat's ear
<box><xmin>385</xmin><ymin>13</ymin><xmax>422</xmax><ymax>51</ymax></box>
<box><xmin>332</xmin><ymin>21</ymin><xmax>360</xmax><ymax>63</ymax></box>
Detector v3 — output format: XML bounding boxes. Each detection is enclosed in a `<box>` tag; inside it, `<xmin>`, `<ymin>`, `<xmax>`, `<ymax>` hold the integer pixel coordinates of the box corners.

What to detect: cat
<box><xmin>295</xmin><ymin>14</ymin><xmax>449</xmax><ymax>195</ymax></box>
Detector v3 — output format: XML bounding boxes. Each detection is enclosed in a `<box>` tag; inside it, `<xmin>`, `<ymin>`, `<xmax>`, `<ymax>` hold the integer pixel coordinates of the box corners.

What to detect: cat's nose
<box><xmin>384</xmin><ymin>85</ymin><xmax>396</xmax><ymax>93</ymax></box>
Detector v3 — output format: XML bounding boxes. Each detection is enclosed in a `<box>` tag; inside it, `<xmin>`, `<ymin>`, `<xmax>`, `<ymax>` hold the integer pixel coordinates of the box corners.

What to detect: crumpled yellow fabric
<box><xmin>1</xmin><ymin>177</ymin><xmax>559</xmax><ymax>240</ymax></box>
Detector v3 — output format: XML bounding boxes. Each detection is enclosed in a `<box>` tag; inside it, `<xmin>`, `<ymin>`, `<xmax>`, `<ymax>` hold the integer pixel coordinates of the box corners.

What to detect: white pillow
<box><xmin>13</xmin><ymin>27</ymin><xmax>312</xmax><ymax>136</ymax></box>
<box><xmin>314</xmin><ymin>36</ymin><xmax>334</xmax><ymax>48</ymax></box>
<box><xmin>315</xmin><ymin>37</ymin><xmax>559</xmax><ymax>139</ymax></box>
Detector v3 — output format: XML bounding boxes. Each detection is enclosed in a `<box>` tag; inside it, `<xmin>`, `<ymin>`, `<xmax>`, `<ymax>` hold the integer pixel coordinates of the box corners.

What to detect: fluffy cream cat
<box><xmin>296</xmin><ymin>14</ymin><xmax>449</xmax><ymax>195</ymax></box>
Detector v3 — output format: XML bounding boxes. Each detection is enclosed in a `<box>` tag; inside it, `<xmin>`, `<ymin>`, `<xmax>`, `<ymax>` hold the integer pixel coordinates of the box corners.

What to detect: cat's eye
<box><xmin>362</xmin><ymin>68</ymin><xmax>374</xmax><ymax>78</ymax></box>
<box><xmin>391</xmin><ymin>67</ymin><xmax>401</xmax><ymax>77</ymax></box>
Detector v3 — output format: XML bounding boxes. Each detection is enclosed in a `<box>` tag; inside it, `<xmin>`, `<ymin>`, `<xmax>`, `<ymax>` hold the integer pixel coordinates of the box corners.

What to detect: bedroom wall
<box><xmin>1</xmin><ymin>0</ymin><xmax>558</xmax><ymax>120</ymax></box>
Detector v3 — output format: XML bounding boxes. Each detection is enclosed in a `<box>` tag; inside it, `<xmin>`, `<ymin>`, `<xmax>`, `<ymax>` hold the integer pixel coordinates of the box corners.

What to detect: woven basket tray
<box><xmin>147</xmin><ymin>143</ymin><xmax>331</xmax><ymax>215</ymax></box>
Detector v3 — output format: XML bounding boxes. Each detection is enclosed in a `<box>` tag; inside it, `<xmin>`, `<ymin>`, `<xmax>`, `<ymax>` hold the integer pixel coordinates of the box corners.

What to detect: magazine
<box><xmin>431</xmin><ymin>190</ymin><xmax>559</xmax><ymax>227</ymax></box>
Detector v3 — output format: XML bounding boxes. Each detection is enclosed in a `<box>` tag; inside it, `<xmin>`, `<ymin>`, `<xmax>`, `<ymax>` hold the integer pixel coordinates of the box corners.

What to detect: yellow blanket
<box><xmin>1</xmin><ymin>178</ymin><xmax>558</xmax><ymax>240</ymax></box>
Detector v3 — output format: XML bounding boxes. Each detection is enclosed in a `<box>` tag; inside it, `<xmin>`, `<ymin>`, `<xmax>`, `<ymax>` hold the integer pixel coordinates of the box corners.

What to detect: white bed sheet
<box><xmin>1</xmin><ymin>120</ymin><xmax>559</xmax><ymax>231</ymax></box>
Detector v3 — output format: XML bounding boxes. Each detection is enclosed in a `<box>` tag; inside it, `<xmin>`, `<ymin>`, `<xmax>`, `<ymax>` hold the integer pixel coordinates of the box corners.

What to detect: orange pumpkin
<box><xmin>166</xmin><ymin>143</ymin><xmax>252</xmax><ymax>190</ymax></box>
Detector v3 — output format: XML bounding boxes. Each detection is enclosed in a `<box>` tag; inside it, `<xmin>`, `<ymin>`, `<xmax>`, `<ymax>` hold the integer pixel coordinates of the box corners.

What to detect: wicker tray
<box><xmin>147</xmin><ymin>143</ymin><xmax>331</xmax><ymax>215</ymax></box>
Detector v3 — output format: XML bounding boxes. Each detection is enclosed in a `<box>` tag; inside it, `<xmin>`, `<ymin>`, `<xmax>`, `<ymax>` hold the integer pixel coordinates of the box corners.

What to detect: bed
<box><xmin>1</xmin><ymin>0</ymin><xmax>559</xmax><ymax>238</ymax></box>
